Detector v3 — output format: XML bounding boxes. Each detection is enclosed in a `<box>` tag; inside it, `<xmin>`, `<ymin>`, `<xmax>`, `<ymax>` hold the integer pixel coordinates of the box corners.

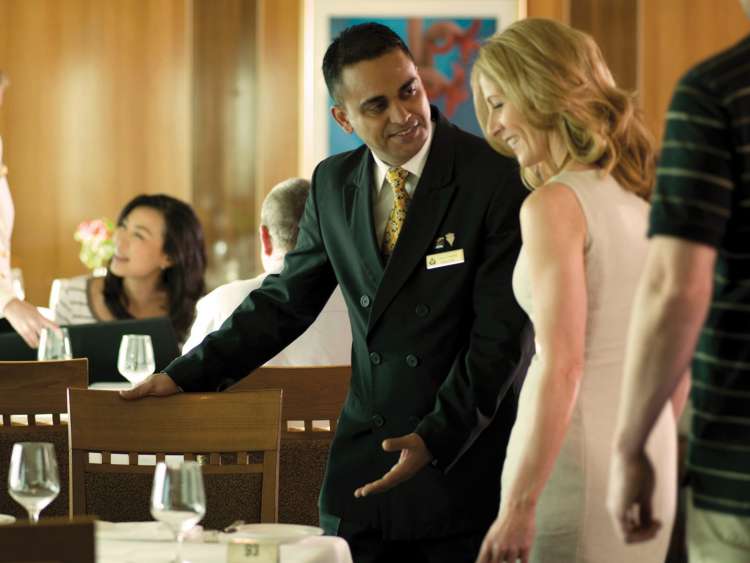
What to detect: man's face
<box><xmin>331</xmin><ymin>49</ymin><xmax>432</xmax><ymax>166</ymax></box>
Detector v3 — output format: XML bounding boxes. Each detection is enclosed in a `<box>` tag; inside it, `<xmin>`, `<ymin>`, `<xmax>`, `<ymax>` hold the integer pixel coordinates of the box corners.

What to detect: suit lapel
<box><xmin>344</xmin><ymin>151</ymin><xmax>384</xmax><ymax>286</ymax></box>
<box><xmin>368</xmin><ymin>112</ymin><xmax>457</xmax><ymax>333</ymax></box>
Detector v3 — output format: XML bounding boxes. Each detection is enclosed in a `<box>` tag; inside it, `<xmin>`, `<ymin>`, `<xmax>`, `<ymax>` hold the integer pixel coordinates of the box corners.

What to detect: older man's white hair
<box><xmin>260</xmin><ymin>177</ymin><xmax>310</xmax><ymax>252</ymax></box>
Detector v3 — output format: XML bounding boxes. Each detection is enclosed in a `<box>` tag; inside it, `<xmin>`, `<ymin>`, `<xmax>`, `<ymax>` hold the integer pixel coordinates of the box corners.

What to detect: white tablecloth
<box><xmin>96</xmin><ymin>527</ymin><xmax>352</xmax><ymax>563</ymax></box>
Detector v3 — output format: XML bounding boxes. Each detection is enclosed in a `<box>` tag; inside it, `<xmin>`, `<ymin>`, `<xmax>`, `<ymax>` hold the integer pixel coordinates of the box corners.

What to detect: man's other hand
<box><xmin>354</xmin><ymin>433</ymin><xmax>433</xmax><ymax>498</ymax></box>
<box><xmin>607</xmin><ymin>450</ymin><xmax>662</xmax><ymax>544</ymax></box>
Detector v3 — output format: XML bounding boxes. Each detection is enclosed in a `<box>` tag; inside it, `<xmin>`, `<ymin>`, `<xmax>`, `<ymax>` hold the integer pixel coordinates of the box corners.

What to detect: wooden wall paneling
<box><xmin>193</xmin><ymin>0</ymin><xmax>258</xmax><ymax>288</ymax></box>
<box><xmin>570</xmin><ymin>0</ymin><xmax>637</xmax><ymax>92</ymax></box>
<box><xmin>639</xmin><ymin>0</ymin><xmax>750</xmax><ymax>144</ymax></box>
<box><xmin>0</xmin><ymin>1</ymin><xmax>7</xmax><ymax>135</ymax></box>
<box><xmin>255</xmin><ymin>0</ymin><xmax>302</xmax><ymax>220</ymax></box>
<box><xmin>527</xmin><ymin>0</ymin><xmax>570</xmax><ymax>21</ymax></box>
<box><xmin>0</xmin><ymin>0</ymin><xmax>191</xmax><ymax>305</ymax></box>
<box><xmin>0</xmin><ymin>1</ymin><xmax>65</xmax><ymax>307</ymax></box>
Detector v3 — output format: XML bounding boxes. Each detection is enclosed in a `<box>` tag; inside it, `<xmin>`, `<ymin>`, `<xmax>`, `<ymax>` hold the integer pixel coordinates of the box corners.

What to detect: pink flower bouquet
<box><xmin>74</xmin><ymin>218</ymin><xmax>115</xmax><ymax>271</ymax></box>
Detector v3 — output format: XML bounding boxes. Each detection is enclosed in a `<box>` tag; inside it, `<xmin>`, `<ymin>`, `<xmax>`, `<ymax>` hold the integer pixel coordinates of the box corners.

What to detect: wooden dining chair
<box><xmin>67</xmin><ymin>388</ymin><xmax>282</xmax><ymax>529</ymax></box>
<box><xmin>0</xmin><ymin>517</ymin><xmax>95</xmax><ymax>563</ymax></box>
<box><xmin>228</xmin><ymin>365</ymin><xmax>351</xmax><ymax>526</ymax></box>
<box><xmin>0</xmin><ymin>359</ymin><xmax>88</xmax><ymax>519</ymax></box>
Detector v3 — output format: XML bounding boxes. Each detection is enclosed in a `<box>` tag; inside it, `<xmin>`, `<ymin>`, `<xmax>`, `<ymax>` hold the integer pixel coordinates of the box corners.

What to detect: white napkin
<box><xmin>96</xmin><ymin>521</ymin><xmax>203</xmax><ymax>542</ymax></box>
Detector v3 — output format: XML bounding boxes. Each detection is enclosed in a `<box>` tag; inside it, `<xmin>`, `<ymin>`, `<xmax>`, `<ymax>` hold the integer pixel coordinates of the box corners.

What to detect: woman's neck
<box><xmin>122</xmin><ymin>274</ymin><xmax>168</xmax><ymax>317</ymax></box>
<box><xmin>537</xmin><ymin>134</ymin><xmax>596</xmax><ymax>182</ymax></box>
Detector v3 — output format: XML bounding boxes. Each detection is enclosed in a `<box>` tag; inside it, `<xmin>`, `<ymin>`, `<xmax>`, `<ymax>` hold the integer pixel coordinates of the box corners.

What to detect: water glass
<box><xmin>8</xmin><ymin>442</ymin><xmax>61</xmax><ymax>523</ymax></box>
<box><xmin>37</xmin><ymin>327</ymin><xmax>72</xmax><ymax>361</ymax></box>
<box><xmin>151</xmin><ymin>461</ymin><xmax>206</xmax><ymax>563</ymax></box>
<box><xmin>117</xmin><ymin>334</ymin><xmax>156</xmax><ymax>385</ymax></box>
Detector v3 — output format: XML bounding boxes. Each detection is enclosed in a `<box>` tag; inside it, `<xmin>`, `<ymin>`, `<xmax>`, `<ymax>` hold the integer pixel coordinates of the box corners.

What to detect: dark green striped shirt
<box><xmin>649</xmin><ymin>34</ymin><xmax>750</xmax><ymax>517</ymax></box>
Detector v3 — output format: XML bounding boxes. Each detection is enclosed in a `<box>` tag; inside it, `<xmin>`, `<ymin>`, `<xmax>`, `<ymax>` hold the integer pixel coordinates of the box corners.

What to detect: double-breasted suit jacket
<box><xmin>166</xmin><ymin>107</ymin><xmax>529</xmax><ymax>539</ymax></box>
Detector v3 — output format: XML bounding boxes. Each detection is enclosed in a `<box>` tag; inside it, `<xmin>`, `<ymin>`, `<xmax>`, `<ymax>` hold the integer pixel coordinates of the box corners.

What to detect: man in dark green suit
<box><xmin>124</xmin><ymin>23</ymin><xmax>529</xmax><ymax>562</ymax></box>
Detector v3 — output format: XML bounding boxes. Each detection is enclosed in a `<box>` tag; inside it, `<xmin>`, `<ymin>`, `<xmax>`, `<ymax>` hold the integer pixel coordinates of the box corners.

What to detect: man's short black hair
<box><xmin>322</xmin><ymin>22</ymin><xmax>414</xmax><ymax>104</ymax></box>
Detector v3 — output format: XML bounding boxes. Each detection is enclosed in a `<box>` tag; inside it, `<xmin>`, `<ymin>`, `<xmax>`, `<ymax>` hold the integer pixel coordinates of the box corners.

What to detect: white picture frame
<box><xmin>300</xmin><ymin>0</ymin><xmax>526</xmax><ymax>175</ymax></box>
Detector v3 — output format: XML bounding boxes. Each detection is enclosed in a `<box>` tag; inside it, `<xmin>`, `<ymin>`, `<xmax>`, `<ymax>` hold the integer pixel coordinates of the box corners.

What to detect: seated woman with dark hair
<box><xmin>51</xmin><ymin>194</ymin><xmax>206</xmax><ymax>345</ymax></box>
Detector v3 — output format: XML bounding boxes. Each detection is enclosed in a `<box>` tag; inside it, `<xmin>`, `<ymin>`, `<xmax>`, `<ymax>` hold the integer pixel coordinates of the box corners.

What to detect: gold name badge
<box><xmin>425</xmin><ymin>248</ymin><xmax>465</xmax><ymax>270</ymax></box>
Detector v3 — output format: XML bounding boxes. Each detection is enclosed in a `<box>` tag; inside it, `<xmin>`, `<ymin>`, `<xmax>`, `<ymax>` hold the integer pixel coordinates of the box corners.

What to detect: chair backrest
<box><xmin>67</xmin><ymin>388</ymin><xmax>282</xmax><ymax>527</ymax></box>
<box><xmin>0</xmin><ymin>359</ymin><xmax>88</xmax><ymax>421</ymax></box>
<box><xmin>228</xmin><ymin>365</ymin><xmax>350</xmax><ymax>438</ymax></box>
<box><xmin>228</xmin><ymin>366</ymin><xmax>350</xmax><ymax>526</ymax></box>
<box><xmin>0</xmin><ymin>516</ymin><xmax>95</xmax><ymax>563</ymax></box>
<box><xmin>0</xmin><ymin>359</ymin><xmax>88</xmax><ymax>519</ymax></box>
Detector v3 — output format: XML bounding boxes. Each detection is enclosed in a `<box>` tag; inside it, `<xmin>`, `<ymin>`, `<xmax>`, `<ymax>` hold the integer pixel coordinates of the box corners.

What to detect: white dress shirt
<box><xmin>0</xmin><ymin>135</ymin><xmax>15</xmax><ymax>315</ymax></box>
<box><xmin>183</xmin><ymin>275</ymin><xmax>352</xmax><ymax>366</ymax></box>
<box><xmin>370</xmin><ymin>122</ymin><xmax>435</xmax><ymax>248</ymax></box>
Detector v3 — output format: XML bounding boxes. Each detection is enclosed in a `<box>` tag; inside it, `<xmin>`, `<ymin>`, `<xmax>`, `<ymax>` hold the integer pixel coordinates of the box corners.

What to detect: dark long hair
<box><xmin>103</xmin><ymin>194</ymin><xmax>206</xmax><ymax>343</ymax></box>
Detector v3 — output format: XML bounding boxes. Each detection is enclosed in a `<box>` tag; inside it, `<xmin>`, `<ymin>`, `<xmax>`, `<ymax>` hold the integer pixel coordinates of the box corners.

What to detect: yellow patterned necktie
<box><xmin>381</xmin><ymin>167</ymin><xmax>411</xmax><ymax>257</ymax></box>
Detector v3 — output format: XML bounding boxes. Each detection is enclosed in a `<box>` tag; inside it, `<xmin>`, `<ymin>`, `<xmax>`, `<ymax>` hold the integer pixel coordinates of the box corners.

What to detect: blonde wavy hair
<box><xmin>472</xmin><ymin>18</ymin><xmax>654</xmax><ymax>199</ymax></box>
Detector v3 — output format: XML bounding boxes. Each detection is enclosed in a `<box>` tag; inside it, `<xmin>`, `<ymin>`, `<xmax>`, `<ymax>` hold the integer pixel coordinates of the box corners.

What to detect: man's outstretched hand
<box><xmin>120</xmin><ymin>372</ymin><xmax>181</xmax><ymax>400</ymax></box>
<box><xmin>354</xmin><ymin>433</ymin><xmax>433</xmax><ymax>498</ymax></box>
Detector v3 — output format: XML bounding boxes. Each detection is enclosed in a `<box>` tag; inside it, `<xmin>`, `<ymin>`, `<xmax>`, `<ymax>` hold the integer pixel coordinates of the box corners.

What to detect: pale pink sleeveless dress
<box><xmin>505</xmin><ymin>169</ymin><xmax>676</xmax><ymax>562</ymax></box>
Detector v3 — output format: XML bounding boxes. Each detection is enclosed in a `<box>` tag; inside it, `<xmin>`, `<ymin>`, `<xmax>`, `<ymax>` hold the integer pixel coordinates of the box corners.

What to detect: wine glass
<box><xmin>151</xmin><ymin>461</ymin><xmax>206</xmax><ymax>563</ymax></box>
<box><xmin>8</xmin><ymin>442</ymin><xmax>61</xmax><ymax>523</ymax></box>
<box><xmin>37</xmin><ymin>327</ymin><xmax>72</xmax><ymax>361</ymax></box>
<box><xmin>117</xmin><ymin>334</ymin><xmax>156</xmax><ymax>385</ymax></box>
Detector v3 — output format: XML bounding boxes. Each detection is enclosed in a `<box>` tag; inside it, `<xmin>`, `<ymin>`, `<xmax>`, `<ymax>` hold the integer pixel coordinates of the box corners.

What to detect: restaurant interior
<box><xmin>1</xmin><ymin>0</ymin><xmax>749</xmax><ymax>562</ymax></box>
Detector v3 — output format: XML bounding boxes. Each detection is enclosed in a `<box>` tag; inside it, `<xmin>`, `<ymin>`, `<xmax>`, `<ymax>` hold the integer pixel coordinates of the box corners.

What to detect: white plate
<box><xmin>88</xmin><ymin>382</ymin><xmax>133</xmax><ymax>391</ymax></box>
<box><xmin>0</xmin><ymin>514</ymin><xmax>16</xmax><ymax>525</ymax></box>
<box><xmin>230</xmin><ymin>523</ymin><xmax>324</xmax><ymax>544</ymax></box>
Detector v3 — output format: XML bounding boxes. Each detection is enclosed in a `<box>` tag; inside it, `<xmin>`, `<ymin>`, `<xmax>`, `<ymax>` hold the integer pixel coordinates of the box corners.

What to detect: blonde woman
<box><xmin>472</xmin><ymin>19</ymin><xmax>683</xmax><ymax>563</ymax></box>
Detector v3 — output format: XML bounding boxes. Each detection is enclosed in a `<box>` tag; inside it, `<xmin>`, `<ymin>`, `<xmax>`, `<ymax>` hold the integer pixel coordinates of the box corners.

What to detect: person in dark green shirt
<box><xmin>608</xmin><ymin>3</ymin><xmax>750</xmax><ymax>561</ymax></box>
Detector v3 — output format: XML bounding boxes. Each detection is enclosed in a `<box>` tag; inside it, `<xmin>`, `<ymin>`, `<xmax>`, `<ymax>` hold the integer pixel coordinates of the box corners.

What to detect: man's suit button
<box><xmin>415</xmin><ymin>304</ymin><xmax>429</xmax><ymax>317</ymax></box>
<box><xmin>372</xmin><ymin>414</ymin><xmax>385</xmax><ymax>428</ymax></box>
<box><xmin>405</xmin><ymin>354</ymin><xmax>419</xmax><ymax>368</ymax></box>
<box><xmin>360</xmin><ymin>295</ymin><xmax>371</xmax><ymax>308</ymax></box>
<box><xmin>369</xmin><ymin>352</ymin><xmax>382</xmax><ymax>365</ymax></box>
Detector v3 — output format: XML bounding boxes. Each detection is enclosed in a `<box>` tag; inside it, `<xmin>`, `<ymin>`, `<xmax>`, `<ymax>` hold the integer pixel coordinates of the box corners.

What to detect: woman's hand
<box><xmin>476</xmin><ymin>504</ymin><xmax>535</xmax><ymax>563</ymax></box>
<box><xmin>4</xmin><ymin>298</ymin><xmax>58</xmax><ymax>348</ymax></box>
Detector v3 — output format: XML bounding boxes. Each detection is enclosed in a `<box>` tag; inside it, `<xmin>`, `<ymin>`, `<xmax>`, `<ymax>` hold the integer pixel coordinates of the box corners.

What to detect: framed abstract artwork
<box><xmin>300</xmin><ymin>0</ymin><xmax>526</xmax><ymax>174</ymax></box>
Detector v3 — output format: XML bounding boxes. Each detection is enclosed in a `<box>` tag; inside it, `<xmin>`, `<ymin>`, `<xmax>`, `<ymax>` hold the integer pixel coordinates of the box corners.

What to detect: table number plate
<box><xmin>228</xmin><ymin>540</ymin><xmax>279</xmax><ymax>563</ymax></box>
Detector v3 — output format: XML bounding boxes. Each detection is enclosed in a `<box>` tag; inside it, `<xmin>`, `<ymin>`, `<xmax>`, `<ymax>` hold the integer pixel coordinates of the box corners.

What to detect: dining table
<box><xmin>96</xmin><ymin>521</ymin><xmax>353</xmax><ymax>563</ymax></box>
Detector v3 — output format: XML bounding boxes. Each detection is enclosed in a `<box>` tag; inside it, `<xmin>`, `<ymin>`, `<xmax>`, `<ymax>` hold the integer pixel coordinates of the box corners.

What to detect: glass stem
<box><xmin>28</xmin><ymin>509</ymin><xmax>40</xmax><ymax>524</ymax></box>
<box><xmin>176</xmin><ymin>532</ymin><xmax>185</xmax><ymax>563</ymax></box>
